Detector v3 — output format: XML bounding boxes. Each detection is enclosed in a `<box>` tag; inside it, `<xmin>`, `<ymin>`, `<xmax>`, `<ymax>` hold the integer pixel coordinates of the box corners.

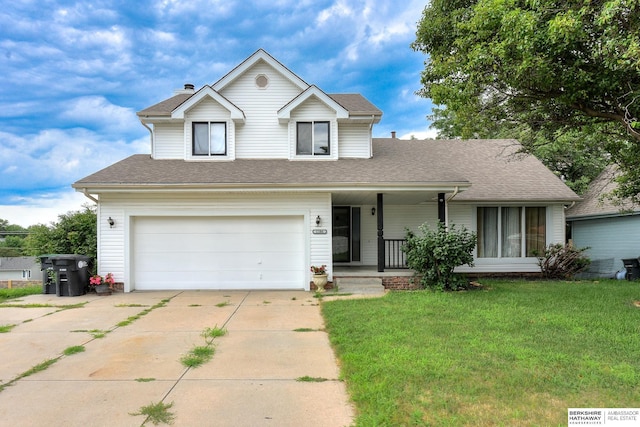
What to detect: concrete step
<box><xmin>334</xmin><ymin>277</ymin><xmax>385</xmax><ymax>294</ymax></box>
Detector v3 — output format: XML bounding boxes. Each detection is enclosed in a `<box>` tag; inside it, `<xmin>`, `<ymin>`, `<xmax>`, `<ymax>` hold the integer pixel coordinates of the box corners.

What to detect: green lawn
<box><xmin>322</xmin><ymin>279</ymin><xmax>640</xmax><ymax>426</ymax></box>
<box><xmin>0</xmin><ymin>286</ymin><xmax>42</xmax><ymax>303</ymax></box>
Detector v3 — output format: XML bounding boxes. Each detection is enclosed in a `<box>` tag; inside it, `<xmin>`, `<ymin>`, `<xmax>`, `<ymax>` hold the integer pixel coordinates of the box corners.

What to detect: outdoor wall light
<box><xmin>315</xmin><ymin>215</ymin><xmax>321</xmax><ymax>226</ymax></box>
<box><xmin>371</xmin><ymin>207</ymin><xmax>376</xmax><ymax>215</ymax></box>
<box><xmin>107</xmin><ymin>217</ymin><xmax>115</xmax><ymax>228</ymax></box>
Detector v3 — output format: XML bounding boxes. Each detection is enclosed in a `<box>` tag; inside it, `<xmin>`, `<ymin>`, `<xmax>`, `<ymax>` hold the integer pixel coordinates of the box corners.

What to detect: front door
<box><xmin>332</xmin><ymin>207</ymin><xmax>361</xmax><ymax>263</ymax></box>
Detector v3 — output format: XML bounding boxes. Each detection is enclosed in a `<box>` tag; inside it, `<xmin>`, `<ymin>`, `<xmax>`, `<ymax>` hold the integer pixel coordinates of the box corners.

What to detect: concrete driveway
<box><xmin>0</xmin><ymin>290</ymin><xmax>354</xmax><ymax>426</ymax></box>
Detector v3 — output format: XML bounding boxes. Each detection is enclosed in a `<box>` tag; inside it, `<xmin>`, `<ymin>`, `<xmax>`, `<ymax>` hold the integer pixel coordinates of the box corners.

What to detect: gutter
<box><xmin>80</xmin><ymin>188</ymin><xmax>98</xmax><ymax>204</ymax></box>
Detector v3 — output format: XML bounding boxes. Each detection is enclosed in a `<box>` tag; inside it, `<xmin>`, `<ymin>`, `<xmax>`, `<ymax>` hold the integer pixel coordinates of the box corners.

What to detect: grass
<box><xmin>63</xmin><ymin>345</ymin><xmax>85</xmax><ymax>356</ymax></box>
<box><xmin>180</xmin><ymin>326</ymin><xmax>226</xmax><ymax>368</ymax></box>
<box><xmin>0</xmin><ymin>324</ymin><xmax>16</xmax><ymax>333</ymax></box>
<box><xmin>130</xmin><ymin>401</ymin><xmax>175</xmax><ymax>425</ymax></box>
<box><xmin>0</xmin><ymin>286</ymin><xmax>42</xmax><ymax>303</ymax></box>
<box><xmin>180</xmin><ymin>346</ymin><xmax>215</xmax><ymax>368</ymax></box>
<box><xmin>322</xmin><ymin>279</ymin><xmax>640</xmax><ymax>426</ymax></box>
<box><xmin>297</xmin><ymin>376</ymin><xmax>328</xmax><ymax>382</ymax></box>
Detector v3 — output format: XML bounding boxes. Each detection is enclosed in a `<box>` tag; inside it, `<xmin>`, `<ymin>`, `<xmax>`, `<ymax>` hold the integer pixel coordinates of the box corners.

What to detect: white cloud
<box><xmin>0</xmin><ymin>191</ymin><xmax>90</xmax><ymax>227</ymax></box>
<box><xmin>0</xmin><ymin>128</ymin><xmax>148</xmax><ymax>194</ymax></box>
<box><xmin>400</xmin><ymin>128</ymin><xmax>440</xmax><ymax>140</ymax></box>
<box><xmin>59</xmin><ymin>96</ymin><xmax>140</xmax><ymax>134</ymax></box>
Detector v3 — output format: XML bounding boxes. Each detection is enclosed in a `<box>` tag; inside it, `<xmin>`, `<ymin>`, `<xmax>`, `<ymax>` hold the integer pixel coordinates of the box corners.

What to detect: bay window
<box><xmin>477</xmin><ymin>206</ymin><xmax>546</xmax><ymax>258</ymax></box>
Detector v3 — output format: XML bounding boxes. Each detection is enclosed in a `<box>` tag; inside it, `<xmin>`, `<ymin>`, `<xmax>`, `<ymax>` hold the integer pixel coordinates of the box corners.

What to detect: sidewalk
<box><xmin>0</xmin><ymin>290</ymin><xmax>354</xmax><ymax>426</ymax></box>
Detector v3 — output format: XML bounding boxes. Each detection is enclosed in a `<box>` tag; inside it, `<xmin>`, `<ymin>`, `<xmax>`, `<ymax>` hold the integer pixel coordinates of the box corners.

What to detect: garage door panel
<box><xmin>133</xmin><ymin>216</ymin><xmax>305</xmax><ymax>290</ymax></box>
<box><xmin>135</xmin><ymin>251</ymin><xmax>303</xmax><ymax>272</ymax></box>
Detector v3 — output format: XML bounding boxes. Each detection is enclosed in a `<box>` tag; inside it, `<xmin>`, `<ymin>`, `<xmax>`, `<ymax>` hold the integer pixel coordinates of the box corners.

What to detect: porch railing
<box><xmin>384</xmin><ymin>239</ymin><xmax>408</xmax><ymax>269</ymax></box>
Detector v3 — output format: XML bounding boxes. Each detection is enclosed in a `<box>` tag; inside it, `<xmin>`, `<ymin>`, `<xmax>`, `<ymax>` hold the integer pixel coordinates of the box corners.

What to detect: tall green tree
<box><xmin>24</xmin><ymin>205</ymin><xmax>97</xmax><ymax>268</ymax></box>
<box><xmin>412</xmin><ymin>0</ymin><xmax>640</xmax><ymax>198</ymax></box>
<box><xmin>0</xmin><ymin>219</ymin><xmax>28</xmax><ymax>256</ymax></box>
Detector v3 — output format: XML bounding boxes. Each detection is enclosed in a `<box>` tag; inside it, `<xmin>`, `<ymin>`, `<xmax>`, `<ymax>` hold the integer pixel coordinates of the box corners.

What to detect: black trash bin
<box><xmin>39</xmin><ymin>254</ymin><xmax>61</xmax><ymax>294</ymax></box>
<box><xmin>622</xmin><ymin>258</ymin><xmax>640</xmax><ymax>281</ymax></box>
<box><xmin>50</xmin><ymin>255</ymin><xmax>91</xmax><ymax>296</ymax></box>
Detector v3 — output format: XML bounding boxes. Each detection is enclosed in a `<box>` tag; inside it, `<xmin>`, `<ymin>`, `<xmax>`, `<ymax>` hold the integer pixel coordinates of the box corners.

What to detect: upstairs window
<box><xmin>297</xmin><ymin>121</ymin><xmax>330</xmax><ymax>156</ymax></box>
<box><xmin>193</xmin><ymin>122</ymin><xmax>226</xmax><ymax>156</ymax></box>
<box><xmin>477</xmin><ymin>206</ymin><xmax>546</xmax><ymax>258</ymax></box>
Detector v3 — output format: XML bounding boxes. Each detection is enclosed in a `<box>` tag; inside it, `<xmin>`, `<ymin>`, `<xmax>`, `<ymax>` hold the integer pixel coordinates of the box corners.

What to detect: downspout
<box><xmin>445</xmin><ymin>186</ymin><xmax>460</xmax><ymax>227</ymax></box>
<box><xmin>140</xmin><ymin>119</ymin><xmax>154</xmax><ymax>157</ymax></box>
<box><xmin>368</xmin><ymin>115</ymin><xmax>375</xmax><ymax>158</ymax></box>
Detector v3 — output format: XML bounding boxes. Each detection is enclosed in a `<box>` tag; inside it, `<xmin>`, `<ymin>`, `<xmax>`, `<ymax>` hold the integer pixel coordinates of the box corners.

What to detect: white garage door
<box><xmin>132</xmin><ymin>216</ymin><xmax>305</xmax><ymax>290</ymax></box>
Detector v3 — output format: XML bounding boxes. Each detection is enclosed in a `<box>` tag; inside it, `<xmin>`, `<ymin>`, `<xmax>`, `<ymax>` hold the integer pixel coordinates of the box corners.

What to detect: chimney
<box><xmin>391</xmin><ymin>131</ymin><xmax>396</xmax><ymax>139</ymax></box>
<box><xmin>174</xmin><ymin>83</ymin><xmax>196</xmax><ymax>95</ymax></box>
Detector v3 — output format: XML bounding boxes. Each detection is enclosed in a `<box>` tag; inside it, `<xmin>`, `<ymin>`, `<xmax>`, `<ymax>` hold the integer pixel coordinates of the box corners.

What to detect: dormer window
<box><xmin>296</xmin><ymin>121</ymin><xmax>330</xmax><ymax>156</ymax></box>
<box><xmin>193</xmin><ymin>122</ymin><xmax>226</xmax><ymax>156</ymax></box>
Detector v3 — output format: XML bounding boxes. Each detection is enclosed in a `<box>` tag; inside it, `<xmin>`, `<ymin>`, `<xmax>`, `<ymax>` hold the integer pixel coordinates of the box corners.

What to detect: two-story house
<box><xmin>73</xmin><ymin>49</ymin><xmax>580</xmax><ymax>292</ymax></box>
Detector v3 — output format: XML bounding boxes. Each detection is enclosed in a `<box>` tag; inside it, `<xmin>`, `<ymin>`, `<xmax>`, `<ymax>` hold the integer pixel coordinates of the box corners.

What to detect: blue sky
<box><xmin>0</xmin><ymin>0</ymin><xmax>435</xmax><ymax>227</ymax></box>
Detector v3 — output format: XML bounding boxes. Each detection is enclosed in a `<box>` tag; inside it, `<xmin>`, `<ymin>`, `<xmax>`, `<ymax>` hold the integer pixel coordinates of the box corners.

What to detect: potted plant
<box><xmin>310</xmin><ymin>265</ymin><xmax>328</xmax><ymax>292</ymax></box>
<box><xmin>89</xmin><ymin>273</ymin><xmax>115</xmax><ymax>295</ymax></box>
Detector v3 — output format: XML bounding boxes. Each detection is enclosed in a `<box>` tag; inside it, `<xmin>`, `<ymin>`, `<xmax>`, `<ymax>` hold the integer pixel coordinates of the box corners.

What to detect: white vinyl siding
<box><xmin>153</xmin><ymin>123</ymin><xmax>184</xmax><ymax>159</ymax></box>
<box><xmin>338</xmin><ymin>123</ymin><xmax>372</xmax><ymax>158</ymax></box>
<box><xmin>96</xmin><ymin>192</ymin><xmax>331</xmax><ymax>292</ymax></box>
<box><xmin>571</xmin><ymin>214</ymin><xmax>640</xmax><ymax>276</ymax></box>
<box><xmin>184</xmin><ymin>97</ymin><xmax>234</xmax><ymax>160</ymax></box>
<box><xmin>218</xmin><ymin>61</ymin><xmax>301</xmax><ymax>158</ymax></box>
<box><xmin>289</xmin><ymin>97</ymin><xmax>338</xmax><ymax>160</ymax></box>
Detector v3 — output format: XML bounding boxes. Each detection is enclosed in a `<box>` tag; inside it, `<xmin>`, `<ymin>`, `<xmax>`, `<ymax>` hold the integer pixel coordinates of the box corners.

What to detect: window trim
<box><xmin>296</xmin><ymin>121</ymin><xmax>330</xmax><ymax>156</ymax></box>
<box><xmin>192</xmin><ymin>121</ymin><xmax>227</xmax><ymax>157</ymax></box>
<box><xmin>476</xmin><ymin>206</ymin><xmax>547</xmax><ymax>258</ymax></box>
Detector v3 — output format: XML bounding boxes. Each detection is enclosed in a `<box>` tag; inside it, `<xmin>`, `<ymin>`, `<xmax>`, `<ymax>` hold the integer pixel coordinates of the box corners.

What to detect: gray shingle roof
<box><xmin>0</xmin><ymin>257</ymin><xmax>39</xmax><ymax>271</ymax></box>
<box><xmin>328</xmin><ymin>94</ymin><xmax>382</xmax><ymax>116</ymax></box>
<box><xmin>566</xmin><ymin>165</ymin><xmax>640</xmax><ymax>219</ymax></box>
<box><xmin>137</xmin><ymin>93</ymin><xmax>193</xmax><ymax>117</ymax></box>
<box><xmin>136</xmin><ymin>92</ymin><xmax>381</xmax><ymax>118</ymax></box>
<box><xmin>74</xmin><ymin>139</ymin><xmax>579</xmax><ymax>202</ymax></box>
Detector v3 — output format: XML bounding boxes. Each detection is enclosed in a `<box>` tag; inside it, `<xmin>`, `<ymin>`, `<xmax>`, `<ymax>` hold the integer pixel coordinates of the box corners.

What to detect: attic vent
<box><xmin>255</xmin><ymin>74</ymin><xmax>269</xmax><ymax>89</ymax></box>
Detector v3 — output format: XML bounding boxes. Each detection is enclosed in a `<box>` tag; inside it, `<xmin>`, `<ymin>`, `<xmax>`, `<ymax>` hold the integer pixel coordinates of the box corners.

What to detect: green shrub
<box><xmin>403</xmin><ymin>222</ymin><xmax>477</xmax><ymax>291</ymax></box>
<box><xmin>535</xmin><ymin>243</ymin><xmax>591</xmax><ymax>279</ymax></box>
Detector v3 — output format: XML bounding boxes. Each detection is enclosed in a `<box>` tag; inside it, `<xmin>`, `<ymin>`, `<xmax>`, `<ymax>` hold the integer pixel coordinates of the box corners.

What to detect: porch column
<box><xmin>377</xmin><ymin>193</ymin><xmax>384</xmax><ymax>272</ymax></box>
<box><xmin>438</xmin><ymin>192</ymin><xmax>446</xmax><ymax>224</ymax></box>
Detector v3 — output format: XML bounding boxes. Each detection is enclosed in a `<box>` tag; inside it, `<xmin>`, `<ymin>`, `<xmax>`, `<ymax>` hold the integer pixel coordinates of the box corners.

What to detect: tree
<box><xmin>412</xmin><ymin>0</ymin><xmax>640</xmax><ymax>199</ymax></box>
<box><xmin>24</xmin><ymin>205</ymin><xmax>97</xmax><ymax>269</ymax></box>
<box><xmin>0</xmin><ymin>219</ymin><xmax>28</xmax><ymax>256</ymax></box>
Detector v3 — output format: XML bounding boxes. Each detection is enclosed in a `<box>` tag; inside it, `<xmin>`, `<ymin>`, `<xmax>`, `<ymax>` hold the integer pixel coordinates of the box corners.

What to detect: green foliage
<box><xmin>412</xmin><ymin>0</ymin><xmax>640</xmax><ymax>198</ymax></box>
<box><xmin>23</xmin><ymin>205</ymin><xmax>97</xmax><ymax>268</ymax></box>
<box><xmin>403</xmin><ymin>222</ymin><xmax>476</xmax><ymax>291</ymax></box>
<box><xmin>535</xmin><ymin>243</ymin><xmax>591</xmax><ymax>279</ymax></box>
<box><xmin>0</xmin><ymin>220</ymin><xmax>28</xmax><ymax>256</ymax></box>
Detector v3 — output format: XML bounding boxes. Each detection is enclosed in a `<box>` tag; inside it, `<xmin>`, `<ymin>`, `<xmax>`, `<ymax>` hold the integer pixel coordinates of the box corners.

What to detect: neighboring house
<box><xmin>73</xmin><ymin>49</ymin><xmax>580</xmax><ymax>292</ymax></box>
<box><xmin>566</xmin><ymin>165</ymin><xmax>640</xmax><ymax>278</ymax></box>
<box><xmin>0</xmin><ymin>257</ymin><xmax>40</xmax><ymax>282</ymax></box>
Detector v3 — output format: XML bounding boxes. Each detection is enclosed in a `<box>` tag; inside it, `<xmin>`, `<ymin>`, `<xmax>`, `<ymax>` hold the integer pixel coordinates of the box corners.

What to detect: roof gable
<box><xmin>212</xmin><ymin>49</ymin><xmax>309</xmax><ymax>92</ymax></box>
<box><xmin>566</xmin><ymin>165</ymin><xmax>640</xmax><ymax>219</ymax></box>
<box><xmin>278</xmin><ymin>85</ymin><xmax>349</xmax><ymax>123</ymax></box>
<box><xmin>171</xmin><ymin>86</ymin><xmax>245</xmax><ymax>122</ymax></box>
